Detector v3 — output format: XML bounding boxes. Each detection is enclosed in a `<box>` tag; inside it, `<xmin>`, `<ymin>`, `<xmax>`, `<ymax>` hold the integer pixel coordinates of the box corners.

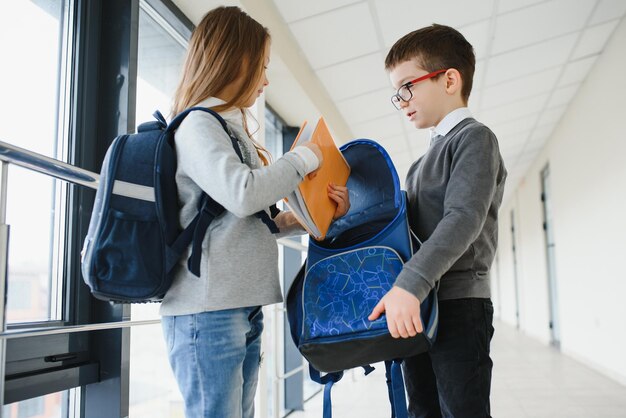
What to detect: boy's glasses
<box><xmin>391</xmin><ymin>69</ymin><xmax>447</xmax><ymax>110</ymax></box>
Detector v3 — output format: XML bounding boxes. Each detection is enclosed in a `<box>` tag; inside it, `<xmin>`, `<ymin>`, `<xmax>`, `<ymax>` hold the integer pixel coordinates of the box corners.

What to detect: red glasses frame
<box><xmin>391</xmin><ymin>69</ymin><xmax>448</xmax><ymax>110</ymax></box>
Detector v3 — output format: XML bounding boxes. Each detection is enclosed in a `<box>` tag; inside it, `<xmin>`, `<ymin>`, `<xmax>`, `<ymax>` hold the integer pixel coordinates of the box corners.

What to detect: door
<box><xmin>541</xmin><ymin>165</ymin><xmax>560</xmax><ymax>348</ymax></box>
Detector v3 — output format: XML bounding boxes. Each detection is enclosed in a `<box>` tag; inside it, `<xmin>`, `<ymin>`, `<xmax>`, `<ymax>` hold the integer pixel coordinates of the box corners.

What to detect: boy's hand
<box><xmin>368</xmin><ymin>286</ymin><xmax>423</xmax><ymax>338</ymax></box>
<box><xmin>328</xmin><ymin>183</ymin><xmax>350</xmax><ymax>219</ymax></box>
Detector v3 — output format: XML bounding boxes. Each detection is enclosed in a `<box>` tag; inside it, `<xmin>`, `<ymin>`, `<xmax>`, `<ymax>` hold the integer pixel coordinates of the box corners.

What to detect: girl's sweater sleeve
<box><xmin>175</xmin><ymin>112</ymin><xmax>313</xmax><ymax>218</ymax></box>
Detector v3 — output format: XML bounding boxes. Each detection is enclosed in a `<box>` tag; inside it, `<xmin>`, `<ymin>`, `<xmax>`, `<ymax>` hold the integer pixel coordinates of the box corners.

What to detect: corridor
<box><xmin>290</xmin><ymin>321</ymin><xmax>626</xmax><ymax>418</ymax></box>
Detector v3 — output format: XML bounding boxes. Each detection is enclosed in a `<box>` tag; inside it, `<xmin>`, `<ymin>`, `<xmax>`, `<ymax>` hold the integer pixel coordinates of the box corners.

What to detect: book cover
<box><xmin>284</xmin><ymin>117</ymin><xmax>351</xmax><ymax>240</ymax></box>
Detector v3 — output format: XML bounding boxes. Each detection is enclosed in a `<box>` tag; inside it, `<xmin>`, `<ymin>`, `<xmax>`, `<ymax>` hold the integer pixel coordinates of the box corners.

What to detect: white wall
<box><xmin>494</xmin><ymin>17</ymin><xmax>626</xmax><ymax>385</ymax></box>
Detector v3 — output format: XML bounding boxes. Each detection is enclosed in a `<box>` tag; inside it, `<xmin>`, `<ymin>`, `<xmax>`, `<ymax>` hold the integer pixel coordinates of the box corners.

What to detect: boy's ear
<box><xmin>443</xmin><ymin>69</ymin><xmax>463</xmax><ymax>96</ymax></box>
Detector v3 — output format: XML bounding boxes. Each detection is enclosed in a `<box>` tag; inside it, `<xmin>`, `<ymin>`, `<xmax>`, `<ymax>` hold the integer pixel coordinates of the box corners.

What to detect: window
<box><xmin>16</xmin><ymin>396</ymin><xmax>44</xmax><ymax>418</ymax></box>
<box><xmin>128</xmin><ymin>4</ymin><xmax>189</xmax><ymax>416</ymax></box>
<box><xmin>134</xmin><ymin>1</ymin><xmax>187</xmax><ymax>125</ymax></box>
<box><xmin>0</xmin><ymin>0</ymin><xmax>72</xmax><ymax>324</ymax></box>
<box><xmin>2</xmin><ymin>392</ymin><xmax>64</xmax><ymax>418</ymax></box>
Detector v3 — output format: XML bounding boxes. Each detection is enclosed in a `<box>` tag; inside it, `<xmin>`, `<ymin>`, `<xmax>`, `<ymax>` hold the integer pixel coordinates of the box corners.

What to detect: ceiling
<box><xmin>172</xmin><ymin>0</ymin><xmax>626</xmax><ymax>205</ymax></box>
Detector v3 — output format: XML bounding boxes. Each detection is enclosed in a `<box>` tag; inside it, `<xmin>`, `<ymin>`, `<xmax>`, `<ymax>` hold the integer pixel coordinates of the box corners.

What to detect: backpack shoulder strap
<box><xmin>168</xmin><ymin>106</ymin><xmax>244</xmax><ymax>161</ymax></box>
<box><xmin>308</xmin><ymin>365</ymin><xmax>344</xmax><ymax>418</ymax></box>
<box><xmin>384</xmin><ymin>360</ymin><xmax>409</xmax><ymax>418</ymax></box>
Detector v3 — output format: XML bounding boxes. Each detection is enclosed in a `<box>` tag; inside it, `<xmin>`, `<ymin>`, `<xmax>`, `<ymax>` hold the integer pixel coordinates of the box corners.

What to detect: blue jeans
<box><xmin>161</xmin><ymin>306</ymin><xmax>264</xmax><ymax>418</ymax></box>
<box><xmin>403</xmin><ymin>298</ymin><xmax>495</xmax><ymax>418</ymax></box>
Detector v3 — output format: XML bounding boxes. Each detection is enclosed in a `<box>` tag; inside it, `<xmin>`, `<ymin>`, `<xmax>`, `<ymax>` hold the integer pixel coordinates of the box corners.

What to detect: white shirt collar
<box><xmin>430</xmin><ymin>107</ymin><xmax>473</xmax><ymax>140</ymax></box>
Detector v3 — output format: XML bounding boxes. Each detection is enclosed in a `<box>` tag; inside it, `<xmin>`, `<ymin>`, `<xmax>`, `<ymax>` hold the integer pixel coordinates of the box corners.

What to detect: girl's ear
<box><xmin>444</xmin><ymin>68</ymin><xmax>463</xmax><ymax>96</ymax></box>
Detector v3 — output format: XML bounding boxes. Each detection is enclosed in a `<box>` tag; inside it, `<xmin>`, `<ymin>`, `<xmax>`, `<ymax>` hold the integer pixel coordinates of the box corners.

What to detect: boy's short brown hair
<box><xmin>385</xmin><ymin>24</ymin><xmax>475</xmax><ymax>102</ymax></box>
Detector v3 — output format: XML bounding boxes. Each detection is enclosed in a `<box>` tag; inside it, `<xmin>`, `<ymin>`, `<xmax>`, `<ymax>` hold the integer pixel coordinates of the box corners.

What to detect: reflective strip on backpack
<box><xmin>112</xmin><ymin>180</ymin><xmax>155</xmax><ymax>202</ymax></box>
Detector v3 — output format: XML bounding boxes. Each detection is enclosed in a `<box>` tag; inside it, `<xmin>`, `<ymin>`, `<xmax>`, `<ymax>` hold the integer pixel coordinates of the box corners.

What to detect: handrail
<box><xmin>0</xmin><ymin>140</ymin><xmax>98</xmax><ymax>189</ymax></box>
<box><xmin>0</xmin><ymin>319</ymin><xmax>162</xmax><ymax>340</ymax></box>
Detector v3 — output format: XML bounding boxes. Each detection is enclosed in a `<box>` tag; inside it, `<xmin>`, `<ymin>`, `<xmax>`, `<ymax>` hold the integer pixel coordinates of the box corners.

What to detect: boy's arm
<box><xmin>396</xmin><ymin>128</ymin><xmax>502</xmax><ymax>303</ymax></box>
<box><xmin>370</xmin><ymin>128</ymin><xmax>502</xmax><ymax>338</ymax></box>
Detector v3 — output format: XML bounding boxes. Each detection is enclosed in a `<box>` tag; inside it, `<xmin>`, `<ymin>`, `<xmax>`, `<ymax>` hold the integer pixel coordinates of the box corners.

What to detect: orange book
<box><xmin>284</xmin><ymin>117</ymin><xmax>351</xmax><ymax>240</ymax></box>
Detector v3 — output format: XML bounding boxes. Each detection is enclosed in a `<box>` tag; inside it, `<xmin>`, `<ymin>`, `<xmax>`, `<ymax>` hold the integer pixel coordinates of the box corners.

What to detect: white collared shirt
<box><xmin>430</xmin><ymin>107</ymin><xmax>473</xmax><ymax>142</ymax></box>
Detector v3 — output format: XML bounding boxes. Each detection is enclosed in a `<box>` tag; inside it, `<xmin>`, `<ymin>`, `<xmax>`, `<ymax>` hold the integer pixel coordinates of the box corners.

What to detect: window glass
<box><xmin>129</xmin><ymin>5</ymin><xmax>187</xmax><ymax>416</ymax></box>
<box><xmin>264</xmin><ymin>108</ymin><xmax>283</xmax><ymax>160</ymax></box>
<box><xmin>0</xmin><ymin>0</ymin><xmax>70</xmax><ymax>323</ymax></box>
<box><xmin>134</xmin><ymin>5</ymin><xmax>186</xmax><ymax>125</ymax></box>
<box><xmin>129</xmin><ymin>323</ymin><xmax>182</xmax><ymax>417</ymax></box>
<box><xmin>2</xmin><ymin>391</ymin><xmax>65</xmax><ymax>418</ymax></box>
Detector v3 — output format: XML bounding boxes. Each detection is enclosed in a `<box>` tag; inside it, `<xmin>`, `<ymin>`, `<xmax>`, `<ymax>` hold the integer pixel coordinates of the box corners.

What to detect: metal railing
<box><xmin>0</xmin><ymin>139</ymin><xmax>309</xmax><ymax>416</ymax></box>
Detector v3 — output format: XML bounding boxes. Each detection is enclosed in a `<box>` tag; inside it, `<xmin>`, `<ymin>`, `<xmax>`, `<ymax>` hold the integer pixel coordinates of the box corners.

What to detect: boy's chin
<box><xmin>413</xmin><ymin>120</ymin><xmax>430</xmax><ymax>129</ymax></box>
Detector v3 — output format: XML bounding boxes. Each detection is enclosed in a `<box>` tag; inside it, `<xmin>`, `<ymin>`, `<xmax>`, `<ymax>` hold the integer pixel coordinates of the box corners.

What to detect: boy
<box><xmin>368</xmin><ymin>24</ymin><xmax>507</xmax><ymax>417</ymax></box>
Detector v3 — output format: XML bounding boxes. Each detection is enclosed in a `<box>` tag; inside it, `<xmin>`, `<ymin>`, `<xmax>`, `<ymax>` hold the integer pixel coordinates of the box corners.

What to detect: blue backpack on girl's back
<box><xmin>81</xmin><ymin>107</ymin><xmax>278</xmax><ymax>303</ymax></box>
<box><xmin>286</xmin><ymin>139</ymin><xmax>439</xmax><ymax>418</ymax></box>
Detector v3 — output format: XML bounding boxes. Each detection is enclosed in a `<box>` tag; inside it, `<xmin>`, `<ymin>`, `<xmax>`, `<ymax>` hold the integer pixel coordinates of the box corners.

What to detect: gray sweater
<box><xmin>159</xmin><ymin>100</ymin><xmax>312</xmax><ymax>316</ymax></box>
<box><xmin>394</xmin><ymin>118</ymin><xmax>507</xmax><ymax>302</ymax></box>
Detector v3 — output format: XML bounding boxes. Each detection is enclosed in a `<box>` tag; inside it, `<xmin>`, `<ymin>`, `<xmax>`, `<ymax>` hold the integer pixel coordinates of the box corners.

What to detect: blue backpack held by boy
<box><xmin>81</xmin><ymin>107</ymin><xmax>278</xmax><ymax>303</ymax></box>
<box><xmin>286</xmin><ymin>139</ymin><xmax>439</xmax><ymax>418</ymax></box>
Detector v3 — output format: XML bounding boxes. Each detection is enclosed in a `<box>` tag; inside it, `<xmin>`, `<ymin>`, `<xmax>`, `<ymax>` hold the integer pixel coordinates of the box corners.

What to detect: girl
<box><xmin>159</xmin><ymin>6</ymin><xmax>349</xmax><ymax>418</ymax></box>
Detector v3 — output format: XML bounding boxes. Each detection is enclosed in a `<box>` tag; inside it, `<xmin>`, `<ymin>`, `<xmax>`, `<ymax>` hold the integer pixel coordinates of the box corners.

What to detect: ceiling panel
<box><xmin>481</xmin><ymin>68</ymin><xmax>561</xmax><ymax>109</ymax></box>
<box><xmin>272</xmin><ymin>0</ymin><xmax>362</xmax><ymax>23</ymax></box>
<box><xmin>478</xmin><ymin>94</ymin><xmax>549</xmax><ymax>126</ymax></box>
<box><xmin>558</xmin><ymin>55</ymin><xmax>599</xmax><ymax>86</ymax></box>
<box><xmin>350</xmin><ymin>113</ymin><xmax>405</xmax><ymax>141</ymax></box>
<box><xmin>589</xmin><ymin>0</ymin><xmax>626</xmax><ymax>25</ymax></box>
<box><xmin>289</xmin><ymin>2</ymin><xmax>379</xmax><ymax>69</ymax></box>
<box><xmin>458</xmin><ymin>19</ymin><xmax>491</xmax><ymax>60</ymax></box>
<box><xmin>316</xmin><ymin>52</ymin><xmax>388</xmax><ymax>102</ymax></box>
<box><xmin>497</xmin><ymin>132</ymin><xmax>530</xmax><ymax>151</ymax></box>
<box><xmin>490</xmin><ymin>114</ymin><xmax>538</xmax><ymax>138</ymax></box>
<box><xmin>497</xmin><ymin>0</ymin><xmax>548</xmax><ymax>14</ymax></box>
<box><xmin>485</xmin><ymin>33</ymin><xmax>577</xmax><ymax>86</ymax></box>
<box><xmin>492</xmin><ymin>0</ymin><xmax>596</xmax><ymax>54</ymax></box>
<box><xmin>546</xmin><ymin>83</ymin><xmax>580</xmax><ymax>108</ymax></box>
<box><xmin>502</xmin><ymin>145</ymin><xmax>525</xmax><ymax>163</ymax></box>
<box><xmin>530</xmin><ymin>123</ymin><xmax>557</xmax><ymax>143</ymax></box>
<box><xmin>374</xmin><ymin>0</ymin><xmax>494</xmax><ymax>48</ymax></box>
<box><xmin>536</xmin><ymin>105</ymin><xmax>567</xmax><ymax>127</ymax></box>
<box><xmin>571</xmin><ymin>19</ymin><xmax>620</xmax><ymax>59</ymax></box>
<box><xmin>336</xmin><ymin>88</ymin><xmax>396</xmax><ymax>126</ymax></box>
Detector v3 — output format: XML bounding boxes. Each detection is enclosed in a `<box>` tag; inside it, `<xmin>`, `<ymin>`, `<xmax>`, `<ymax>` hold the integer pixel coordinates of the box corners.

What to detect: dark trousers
<box><xmin>403</xmin><ymin>298</ymin><xmax>495</xmax><ymax>418</ymax></box>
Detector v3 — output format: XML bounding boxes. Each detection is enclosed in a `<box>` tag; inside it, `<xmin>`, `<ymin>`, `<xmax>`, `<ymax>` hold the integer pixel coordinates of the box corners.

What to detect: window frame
<box><xmin>2</xmin><ymin>1</ymin><xmax>193</xmax><ymax>416</ymax></box>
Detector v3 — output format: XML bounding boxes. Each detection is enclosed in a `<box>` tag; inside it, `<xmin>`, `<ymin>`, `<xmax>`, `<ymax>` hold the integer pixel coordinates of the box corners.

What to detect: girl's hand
<box><xmin>303</xmin><ymin>142</ymin><xmax>323</xmax><ymax>166</ymax></box>
<box><xmin>328</xmin><ymin>183</ymin><xmax>350</xmax><ymax>219</ymax></box>
<box><xmin>302</xmin><ymin>142</ymin><xmax>323</xmax><ymax>179</ymax></box>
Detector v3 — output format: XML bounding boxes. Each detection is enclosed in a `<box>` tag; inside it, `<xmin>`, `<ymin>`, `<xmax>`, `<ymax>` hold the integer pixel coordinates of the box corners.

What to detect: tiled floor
<box><xmin>287</xmin><ymin>321</ymin><xmax>626</xmax><ymax>418</ymax></box>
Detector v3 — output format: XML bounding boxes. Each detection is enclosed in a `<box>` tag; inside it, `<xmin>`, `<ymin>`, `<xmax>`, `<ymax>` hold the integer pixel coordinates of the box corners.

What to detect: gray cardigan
<box><xmin>394</xmin><ymin>118</ymin><xmax>507</xmax><ymax>303</ymax></box>
<box><xmin>159</xmin><ymin>100</ymin><xmax>311</xmax><ymax>316</ymax></box>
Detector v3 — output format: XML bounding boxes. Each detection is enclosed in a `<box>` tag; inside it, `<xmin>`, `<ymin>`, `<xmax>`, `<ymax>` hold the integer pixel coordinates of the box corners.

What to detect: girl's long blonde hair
<box><xmin>172</xmin><ymin>6</ymin><xmax>272</xmax><ymax>165</ymax></box>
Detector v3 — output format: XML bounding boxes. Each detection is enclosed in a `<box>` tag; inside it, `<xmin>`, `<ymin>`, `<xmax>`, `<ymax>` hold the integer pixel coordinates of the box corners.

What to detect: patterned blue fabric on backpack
<box><xmin>81</xmin><ymin>107</ymin><xmax>278</xmax><ymax>303</ymax></box>
<box><xmin>286</xmin><ymin>139</ymin><xmax>439</xmax><ymax>418</ymax></box>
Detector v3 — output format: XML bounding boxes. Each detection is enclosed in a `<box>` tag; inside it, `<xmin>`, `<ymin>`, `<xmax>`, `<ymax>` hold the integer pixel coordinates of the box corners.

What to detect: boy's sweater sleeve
<box><xmin>394</xmin><ymin>129</ymin><xmax>501</xmax><ymax>302</ymax></box>
<box><xmin>176</xmin><ymin>112</ymin><xmax>311</xmax><ymax>218</ymax></box>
